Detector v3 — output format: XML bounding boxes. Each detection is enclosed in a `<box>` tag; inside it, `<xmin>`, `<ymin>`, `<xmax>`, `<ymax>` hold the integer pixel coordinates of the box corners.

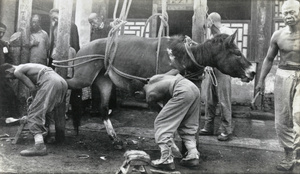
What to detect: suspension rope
<box><xmin>52</xmin><ymin>55</ymin><xmax>105</xmax><ymax>68</ymax></box>
<box><xmin>104</xmin><ymin>0</ymin><xmax>132</xmax><ymax>75</ymax></box>
<box><xmin>155</xmin><ymin>7</ymin><xmax>169</xmax><ymax>74</ymax></box>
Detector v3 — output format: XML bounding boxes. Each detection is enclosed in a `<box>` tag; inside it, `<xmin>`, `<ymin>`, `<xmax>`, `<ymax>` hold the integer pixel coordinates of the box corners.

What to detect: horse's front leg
<box><xmin>94</xmin><ymin>73</ymin><xmax>123</xmax><ymax>149</ymax></box>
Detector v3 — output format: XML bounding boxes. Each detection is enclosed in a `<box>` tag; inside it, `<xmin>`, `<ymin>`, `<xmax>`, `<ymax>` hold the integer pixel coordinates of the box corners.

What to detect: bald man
<box><xmin>256</xmin><ymin>0</ymin><xmax>300</xmax><ymax>171</ymax></box>
<box><xmin>199</xmin><ymin>12</ymin><xmax>234</xmax><ymax>141</ymax></box>
<box><xmin>144</xmin><ymin>69</ymin><xmax>200</xmax><ymax>170</ymax></box>
<box><xmin>29</xmin><ymin>14</ymin><xmax>49</xmax><ymax>65</ymax></box>
<box><xmin>88</xmin><ymin>13</ymin><xmax>111</xmax><ymax>41</ymax></box>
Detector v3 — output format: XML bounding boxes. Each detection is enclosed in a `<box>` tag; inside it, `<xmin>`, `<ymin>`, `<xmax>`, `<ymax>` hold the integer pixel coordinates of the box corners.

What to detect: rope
<box><xmin>111</xmin><ymin>66</ymin><xmax>148</xmax><ymax>83</ymax></box>
<box><xmin>143</xmin><ymin>13</ymin><xmax>169</xmax><ymax>38</ymax></box>
<box><xmin>205</xmin><ymin>67</ymin><xmax>218</xmax><ymax>86</ymax></box>
<box><xmin>156</xmin><ymin>12</ymin><xmax>169</xmax><ymax>74</ymax></box>
<box><xmin>104</xmin><ymin>0</ymin><xmax>132</xmax><ymax>75</ymax></box>
<box><xmin>52</xmin><ymin>54</ymin><xmax>104</xmax><ymax>63</ymax></box>
<box><xmin>184</xmin><ymin>36</ymin><xmax>204</xmax><ymax>70</ymax></box>
<box><xmin>52</xmin><ymin>57</ymin><xmax>104</xmax><ymax>68</ymax></box>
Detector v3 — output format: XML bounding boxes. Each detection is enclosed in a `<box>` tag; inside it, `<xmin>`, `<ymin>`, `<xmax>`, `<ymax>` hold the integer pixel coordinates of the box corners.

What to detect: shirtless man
<box><xmin>256</xmin><ymin>0</ymin><xmax>300</xmax><ymax>171</ymax></box>
<box><xmin>29</xmin><ymin>14</ymin><xmax>49</xmax><ymax>65</ymax></box>
<box><xmin>1</xmin><ymin>63</ymin><xmax>67</xmax><ymax>156</ymax></box>
<box><xmin>144</xmin><ymin>69</ymin><xmax>200</xmax><ymax>171</ymax></box>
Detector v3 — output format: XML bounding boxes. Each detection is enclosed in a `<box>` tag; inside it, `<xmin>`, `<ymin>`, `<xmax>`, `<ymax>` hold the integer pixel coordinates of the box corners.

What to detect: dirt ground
<box><xmin>0</xmin><ymin>101</ymin><xmax>299</xmax><ymax>174</ymax></box>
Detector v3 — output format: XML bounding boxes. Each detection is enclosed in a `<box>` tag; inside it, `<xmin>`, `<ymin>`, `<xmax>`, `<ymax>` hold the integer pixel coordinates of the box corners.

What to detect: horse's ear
<box><xmin>225</xmin><ymin>29</ymin><xmax>237</xmax><ymax>46</ymax></box>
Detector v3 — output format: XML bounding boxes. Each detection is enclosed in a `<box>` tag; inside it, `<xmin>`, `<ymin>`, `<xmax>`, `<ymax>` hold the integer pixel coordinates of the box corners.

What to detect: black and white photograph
<box><xmin>0</xmin><ymin>0</ymin><xmax>299</xmax><ymax>173</ymax></box>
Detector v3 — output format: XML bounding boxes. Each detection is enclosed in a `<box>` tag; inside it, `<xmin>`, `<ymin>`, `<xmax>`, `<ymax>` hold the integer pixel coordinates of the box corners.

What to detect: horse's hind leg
<box><xmin>93</xmin><ymin>74</ymin><xmax>123</xmax><ymax>149</ymax></box>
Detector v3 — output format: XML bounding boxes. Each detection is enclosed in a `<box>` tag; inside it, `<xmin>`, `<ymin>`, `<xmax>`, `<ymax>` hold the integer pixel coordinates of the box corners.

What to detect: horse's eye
<box><xmin>231</xmin><ymin>50</ymin><xmax>242</xmax><ymax>56</ymax></box>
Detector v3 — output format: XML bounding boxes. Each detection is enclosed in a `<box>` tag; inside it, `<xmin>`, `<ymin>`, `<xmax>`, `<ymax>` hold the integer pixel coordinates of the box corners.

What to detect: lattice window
<box><xmin>123</xmin><ymin>20</ymin><xmax>151</xmax><ymax>37</ymax></box>
<box><xmin>274</xmin><ymin>0</ymin><xmax>284</xmax><ymax>17</ymax></box>
<box><xmin>223</xmin><ymin>21</ymin><xmax>250</xmax><ymax>57</ymax></box>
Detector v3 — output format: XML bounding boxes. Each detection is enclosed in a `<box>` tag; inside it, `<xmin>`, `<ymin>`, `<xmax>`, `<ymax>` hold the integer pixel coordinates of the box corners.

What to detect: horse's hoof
<box><xmin>112</xmin><ymin>141</ymin><xmax>123</xmax><ymax>150</ymax></box>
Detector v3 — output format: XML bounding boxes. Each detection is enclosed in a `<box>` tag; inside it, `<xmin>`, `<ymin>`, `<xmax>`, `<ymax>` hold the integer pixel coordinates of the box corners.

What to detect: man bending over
<box><xmin>1</xmin><ymin>63</ymin><xmax>67</xmax><ymax>156</ymax></box>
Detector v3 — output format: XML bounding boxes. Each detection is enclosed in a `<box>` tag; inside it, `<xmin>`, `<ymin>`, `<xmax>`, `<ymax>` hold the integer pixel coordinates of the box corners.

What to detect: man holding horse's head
<box><xmin>256</xmin><ymin>0</ymin><xmax>300</xmax><ymax>171</ymax></box>
<box><xmin>143</xmin><ymin>69</ymin><xmax>200</xmax><ymax>171</ymax></box>
<box><xmin>199</xmin><ymin>12</ymin><xmax>234</xmax><ymax>141</ymax></box>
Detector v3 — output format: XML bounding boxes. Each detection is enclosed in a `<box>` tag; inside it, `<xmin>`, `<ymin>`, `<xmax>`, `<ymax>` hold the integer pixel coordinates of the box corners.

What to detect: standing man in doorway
<box><xmin>256</xmin><ymin>0</ymin><xmax>300</xmax><ymax>171</ymax></box>
<box><xmin>88</xmin><ymin>13</ymin><xmax>111</xmax><ymax>41</ymax></box>
<box><xmin>29</xmin><ymin>14</ymin><xmax>49</xmax><ymax>65</ymax></box>
<box><xmin>199</xmin><ymin>12</ymin><xmax>234</xmax><ymax>141</ymax></box>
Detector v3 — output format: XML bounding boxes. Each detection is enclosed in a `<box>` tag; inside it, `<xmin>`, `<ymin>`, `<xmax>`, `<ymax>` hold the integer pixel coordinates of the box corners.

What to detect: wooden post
<box><xmin>250</xmin><ymin>0</ymin><xmax>273</xmax><ymax>91</ymax></box>
<box><xmin>75</xmin><ymin>0</ymin><xmax>92</xmax><ymax>47</ymax></box>
<box><xmin>54</xmin><ymin>0</ymin><xmax>73</xmax><ymax>142</ymax></box>
<box><xmin>151</xmin><ymin>3</ymin><xmax>158</xmax><ymax>37</ymax></box>
<box><xmin>16</xmin><ymin>0</ymin><xmax>32</xmax><ymax>114</ymax></box>
<box><xmin>192</xmin><ymin>0</ymin><xmax>206</xmax><ymax>43</ymax></box>
<box><xmin>192</xmin><ymin>0</ymin><xmax>207</xmax><ymax>152</ymax></box>
<box><xmin>160</xmin><ymin>0</ymin><xmax>167</xmax><ymax>36</ymax></box>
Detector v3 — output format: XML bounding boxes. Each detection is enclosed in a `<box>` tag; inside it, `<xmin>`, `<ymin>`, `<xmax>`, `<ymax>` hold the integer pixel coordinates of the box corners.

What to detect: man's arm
<box><xmin>256</xmin><ymin>31</ymin><xmax>280</xmax><ymax>92</ymax></box>
<box><xmin>164</xmin><ymin>69</ymin><xmax>180</xmax><ymax>75</ymax></box>
<box><xmin>14</xmin><ymin>68</ymin><xmax>36</xmax><ymax>93</ymax></box>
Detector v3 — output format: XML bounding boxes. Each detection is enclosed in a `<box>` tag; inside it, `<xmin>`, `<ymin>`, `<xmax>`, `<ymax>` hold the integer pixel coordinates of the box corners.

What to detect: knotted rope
<box><xmin>104</xmin><ymin>0</ymin><xmax>132</xmax><ymax>75</ymax></box>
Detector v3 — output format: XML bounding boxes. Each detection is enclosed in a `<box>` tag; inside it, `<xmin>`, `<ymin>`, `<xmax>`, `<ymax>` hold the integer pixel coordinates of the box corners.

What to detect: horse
<box><xmin>58</xmin><ymin>31</ymin><xmax>256</xmax><ymax>149</ymax></box>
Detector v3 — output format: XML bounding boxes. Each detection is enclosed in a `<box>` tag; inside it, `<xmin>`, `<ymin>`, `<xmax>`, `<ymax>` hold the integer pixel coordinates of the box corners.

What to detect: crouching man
<box><xmin>143</xmin><ymin>69</ymin><xmax>200</xmax><ymax>171</ymax></box>
<box><xmin>0</xmin><ymin>63</ymin><xmax>67</xmax><ymax>156</ymax></box>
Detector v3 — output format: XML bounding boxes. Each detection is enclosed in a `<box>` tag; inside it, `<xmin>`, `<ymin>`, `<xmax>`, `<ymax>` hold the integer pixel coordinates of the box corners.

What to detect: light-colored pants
<box><xmin>204</xmin><ymin>68</ymin><xmax>232</xmax><ymax>134</ymax></box>
<box><xmin>154</xmin><ymin>77</ymin><xmax>200</xmax><ymax>151</ymax></box>
<box><xmin>274</xmin><ymin>68</ymin><xmax>300</xmax><ymax>151</ymax></box>
<box><xmin>27</xmin><ymin>68</ymin><xmax>68</xmax><ymax>136</ymax></box>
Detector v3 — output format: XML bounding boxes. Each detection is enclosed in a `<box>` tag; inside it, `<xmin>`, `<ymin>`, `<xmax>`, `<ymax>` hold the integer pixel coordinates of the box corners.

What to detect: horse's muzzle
<box><xmin>242</xmin><ymin>71</ymin><xmax>255</xmax><ymax>82</ymax></box>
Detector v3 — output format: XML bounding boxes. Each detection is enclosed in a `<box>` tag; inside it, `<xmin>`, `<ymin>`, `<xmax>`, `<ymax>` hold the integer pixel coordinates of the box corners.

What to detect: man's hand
<box><xmin>255</xmin><ymin>81</ymin><xmax>265</xmax><ymax>94</ymax></box>
<box><xmin>26</xmin><ymin>96</ymin><xmax>33</xmax><ymax>106</ymax></box>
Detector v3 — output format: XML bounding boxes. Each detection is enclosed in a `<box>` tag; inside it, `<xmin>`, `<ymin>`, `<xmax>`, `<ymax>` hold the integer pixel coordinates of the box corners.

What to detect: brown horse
<box><xmin>60</xmin><ymin>32</ymin><xmax>255</xmax><ymax>149</ymax></box>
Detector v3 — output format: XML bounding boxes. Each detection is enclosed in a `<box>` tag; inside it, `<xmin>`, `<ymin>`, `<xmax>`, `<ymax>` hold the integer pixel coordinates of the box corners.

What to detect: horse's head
<box><xmin>208</xmin><ymin>31</ymin><xmax>255</xmax><ymax>82</ymax></box>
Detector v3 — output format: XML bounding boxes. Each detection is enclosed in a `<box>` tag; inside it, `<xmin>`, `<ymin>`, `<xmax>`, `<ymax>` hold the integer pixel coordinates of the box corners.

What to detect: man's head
<box><xmin>0</xmin><ymin>22</ymin><xmax>6</xmax><ymax>39</ymax></box>
<box><xmin>88</xmin><ymin>13</ymin><xmax>103</xmax><ymax>30</ymax></box>
<box><xmin>30</xmin><ymin>14</ymin><xmax>42</xmax><ymax>33</ymax></box>
<box><xmin>282</xmin><ymin>0</ymin><xmax>300</xmax><ymax>26</ymax></box>
<box><xmin>49</xmin><ymin>8</ymin><xmax>59</xmax><ymax>25</ymax></box>
<box><xmin>206</xmin><ymin>12</ymin><xmax>221</xmax><ymax>29</ymax></box>
<box><xmin>0</xmin><ymin>63</ymin><xmax>15</xmax><ymax>79</ymax></box>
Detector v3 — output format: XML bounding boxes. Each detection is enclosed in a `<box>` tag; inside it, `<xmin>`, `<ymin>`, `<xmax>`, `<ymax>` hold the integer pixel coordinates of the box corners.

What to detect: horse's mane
<box><xmin>167</xmin><ymin>33</ymin><xmax>229</xmax><ymax>57</ymax></box>
<box><xmin>166</xmin><ymin>33</ymin><xmax>231</xmax><ymax>71</ymax></box>
<box><xmin>208</xmin><ymin>33</ymin><xmax>229</xmax><ymax>44</ymax></box>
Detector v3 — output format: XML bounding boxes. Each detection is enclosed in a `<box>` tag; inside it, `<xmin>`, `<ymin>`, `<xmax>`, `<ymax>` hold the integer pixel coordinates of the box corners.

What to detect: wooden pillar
<box><xmin>54</xmin><ymin>0</ymin><xmax>73</xmax><ymax>142</ymax></box>
<box><xmin>75</xmin><ymin>0</ymin><xmax>92</xmax><ymax>46</ymax></box>
<box><xmin>192</xmin><ymin>0</ymin><xmax>207</xmax><ymax>152</ymax></box>
<box><xmin>151</xmin><ymin>3</ymin><xmax>158</xmax><ymax>38</ymax></box>
<box><xmin>192</xmin><ymin>0</ymin><xmax>206</xmax><ymax>43</ymax></box>
<box><xmin>160</xmin><ymin>0</ymin><xmax>167</xmax><ymax>36</ymax></box>
<box><xmin>17</xmin><ymin>0</ymin><xmax>32</xmax><ymax>63</ymax></box>
<box><xmin>16</xmin><ymin>0</ymin><xmax>32</xmax><ymax>113</ymax></box>
<box><xmin>250</xmin><ymin>0</ymin><xmax>273</xmax><ymax>89</ymax></box>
